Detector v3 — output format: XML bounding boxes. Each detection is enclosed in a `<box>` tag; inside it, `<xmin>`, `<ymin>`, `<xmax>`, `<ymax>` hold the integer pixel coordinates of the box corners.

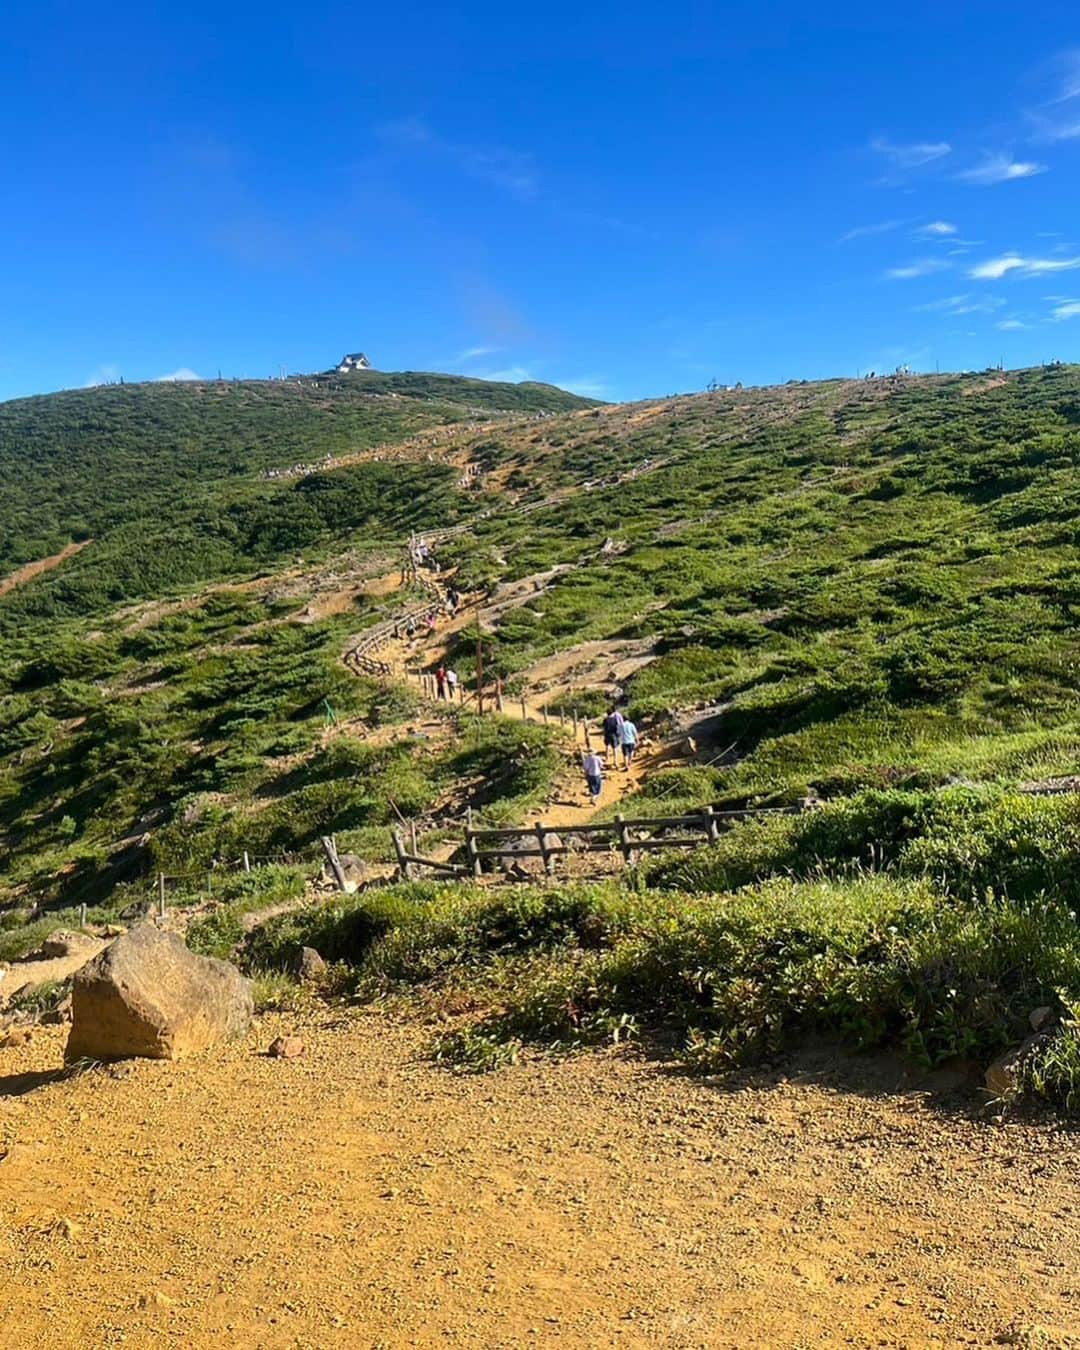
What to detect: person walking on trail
<box><xmin>583</xmin><ymin>748</ymin><xmax>604</xmax><ymax>804</ymax></box>
<box><xmin>446</xmin><ymin>667</ymin><xmax>459</xmax><ymax>700</ymax></box>
<box><xmin>435</xmin><ymin>665</ymin><xmax>448</xmax><ymax>700</ymax></box>
<box><xmin>620</xmin><ymin>715</ymin><xmax>639</xmax><ymax>770</ymax></box>
<box><xmin>427</xmin><ymin>609</ymin><xmax>438</xmax><ymax>636</ymax></box>
<box><xmin>602</xmin><ymin>707</ymin><xmax>624</xmax><ymax>761</ymax></box>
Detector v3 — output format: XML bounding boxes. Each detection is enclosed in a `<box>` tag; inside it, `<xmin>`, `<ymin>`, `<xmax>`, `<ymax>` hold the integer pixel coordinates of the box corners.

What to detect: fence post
<box><xmin>584</xmin><ymin>724</ymin><xmax>593</xmax><ymax>752</ymax></box>
<box><xmin>535</xmin><ymin>822</ymin><xmax>554</xmax><ymax>877</ymax></box>
<box><xmin>496</xmin><ymin>677</ymin><xmax>504</xmax><ymax>712</ymax></box>
<box><xmin>243</xmin><ymin>850</ymin><xmax>251</xmax><ymax>873</ymax></box>
<box><xmin>573</xmin><ymin>708</ymin><xmax>580</xmax><ymax>738</ymax></box>
<box><xmin>466</xmin><ymin>829</ymin><xmax>482</xmax><ymax>878</ymax></box>
<box><xmin>158</xmin><ymin>872</ymin><xmax>166</xmax><ymax>912</ymax></box>
<box><xmin>391</xmin><ymin>830</ymin><xmax>411</xmax><ymax>881</ymax></box>
<box><xmin>542</xmin><ymin>704</ymin><xmax>549</xmax><ymax>727</ymax></box>
<box><xmin>79</xmin><ymin>902</ymin><xmax>87</xmax><ymax>928</ymax></box>
<box><xmin>704</xmin><ymin>805</ymin><xmax>720</xmax><ymax>842</ymax></box>
<box><xmin>410</xmin><ymin>821</ymin><xmax>418</xmax><ymax>856</ymax></box>
<box><xmin>321</xmin><ymin>835</ymin><xmax>349</xmax><ymax>891</ymax></box>
<box><xmin>616</xmin><ymin>813</ymin><xmax>633</xmax><ymax>866</ymax></box>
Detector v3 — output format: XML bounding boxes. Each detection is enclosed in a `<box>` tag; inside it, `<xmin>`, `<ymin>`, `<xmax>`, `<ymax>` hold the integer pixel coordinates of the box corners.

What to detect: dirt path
<box><xmin>1</xmin><ymin>1015</ymin><xmax>1076</xmax><ymax>1348</ymax></box>
<box><xmin>0</xmin><ymin>539</ymin><xmax>91</xmax><ymax>599</ymax></box>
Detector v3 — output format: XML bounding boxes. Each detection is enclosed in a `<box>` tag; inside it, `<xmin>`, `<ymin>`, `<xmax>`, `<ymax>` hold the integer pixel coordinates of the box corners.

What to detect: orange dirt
<box><xmin>0</xmin><ymin>540</ymin><xmax>92</xmax><ymax>599</ymax></box>
<box><xmin>1</xmin><ymin>1016</ymin><xmax>1076</xmax><ymax>1348</ymax></box>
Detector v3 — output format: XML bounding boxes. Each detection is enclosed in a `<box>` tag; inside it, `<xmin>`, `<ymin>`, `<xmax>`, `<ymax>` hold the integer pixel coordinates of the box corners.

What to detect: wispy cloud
<box><xmin>1027</xmin><ymin>50</ymin><xmax>1080</xmax><ymax>141</ymax></box>
<box><xmin>453</xmin><ymin>345</ymin><xmax>501</xmax><ymax>363</ymax></box>
<box><xmin>1051</xmin><ymin>301</ymin><xmax>1080</xmax><ymax>321</ymax></box>
<box><xmin>555</xmin><ymin>375</ymin><xmax>610</xmax><ymax>399</ymax></box>
<box><xmin>996</xmin><ymin>318</ymin><xmax>1028</xmax><ymax>330</ymax></box>
<box><xmin>870</xmin><ymin>137</ymin><xmax>951</xmax><ymax>169</ymax></box>
<box><xmin>956</xmin><ymin>152</ymin><xmax>1047</xmax><ymax>185</ymax></box>
<box><xmin>914</xmin><ymin>293</ymin><xmax>1004</xmax><ymax>315</ymax></box>
<box><xmin>970</xmin><ymin>253</ymin><xmax>1080</xmax><ymax>280</ymax></box>
<box><xmin>472</xmin><ymin>365</ymin><xmax>535</xmax><ymax>383</ymax></box>
<box><xmin>919</xmin><ymin>220</ymin><xmax>957</xmax><ymax>236</ymax></box>
<box><xmin>84</xmin><ymin>363</ymin><xmax>121</xmax><ymax>387</ymax></box>
<box><xmin>155</xmin><ymin>367</ymin><xmax>202</xmax><ymax>382</ymax></box>
<box><xmin>377</xmin><ymin>117</ymin><xmax>539</xmax><ymax>199</ymax></box>
<box><xmin>884</xmin><ymin>258</ymin><xmax>951</xmax><ymax>280</ymax></box>
<box><xmin>838</xmin><ymin>219</ymin><xmax>904</xmax><ymax>243</ymax></box>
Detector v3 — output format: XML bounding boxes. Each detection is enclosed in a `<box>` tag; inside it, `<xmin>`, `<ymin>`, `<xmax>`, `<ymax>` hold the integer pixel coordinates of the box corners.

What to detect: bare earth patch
<box><xmin>0</xmin><ymin>1015</ymin><xmax>1076</xmax><ymax>1348</ymax></box>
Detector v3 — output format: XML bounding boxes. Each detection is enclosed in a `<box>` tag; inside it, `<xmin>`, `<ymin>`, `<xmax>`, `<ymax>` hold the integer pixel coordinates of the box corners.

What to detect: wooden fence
<box><xmin>390</xmin><ymin>804</ymin><xmax>806</xmax><ymax>882</ymax></box>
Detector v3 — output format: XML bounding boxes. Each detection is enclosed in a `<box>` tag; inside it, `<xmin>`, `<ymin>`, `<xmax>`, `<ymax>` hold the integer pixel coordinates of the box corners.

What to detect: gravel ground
<box><xmin>0</xmin><ymin>1011</ymin><xmax>1077</xmax><ymax>1348</ymax></box>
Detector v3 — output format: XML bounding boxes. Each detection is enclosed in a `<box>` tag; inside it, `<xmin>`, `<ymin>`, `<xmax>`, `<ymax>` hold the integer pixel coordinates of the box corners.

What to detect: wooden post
<box><xmin>466</xmin><ymin>806</ymin><xmax>473</xmax><ymax>830</ymax></box>
<box><xmin>573</xmin><ymin>708</ymin><xmax>579</xmax><ymax>738</ymax></box>
<box><xmin>535</xmin><ymin>822</ymin><xmax>554</xmax><ymax>877</ymax></box>
<box><xmin>476</xmin><ymin>630</ymin><xmax>485</xmax><ymax>716</ymax></box>
<box><xmin>410</xmin><ymin>821</ymin><xmax>418</xmax><ymax>856</ymax></box>
<box><xmin>243</xmin><ymin>850</ymin><xmax>251</xmax><ymax>873</ymax></box>
<box><xmin>79</xmin><ymin>902</ymin><xmax>87</xmax><ymax>928</ymax></box>
<box><xmin>704</xmin><ymin>805</ymin><xmax>720</xmax><ymax>842</ymax></box>
<box><xmin>466</xmin><ymin>830</ymin><xmax>482</xmax><ymax>878</ymax></box>
<box><xmin>158</xmin><ymin>872</ymin><xmax>166</xmax><ymax>911</ymax></box>
<box><xmin>496</xmin><ymin>677</ymin><xmax>504</xmax><ymax>712</ymax></box>
<box><xmin>584</xmin><ymin>724</ymin><xmax>593</xmax><ymax>752</ymax></box>
<box><xmin>616</xmin><ymin>813</ymin><xmax>633</xmax><ymax>866</ymax></box>
<box><xmin>391</xmin><ymin>830</ymin><xmax>410</xmax><ymax>881</ymax></box>
<box><xmin>542</xmin><ymin>704</ymin><xmax>549</xmax><ymax>727</ymax></box>
<box><xmin>321</xmin><ymin>835</ymin><xmax>349</xmax><ymax>891</ymax></box>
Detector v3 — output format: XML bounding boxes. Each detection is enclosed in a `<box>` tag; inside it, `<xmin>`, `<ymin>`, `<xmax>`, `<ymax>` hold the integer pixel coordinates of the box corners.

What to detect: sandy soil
<box><xmin>0</xmin><ymin>540</ymin><xmax>92</xmax><ymax>599</ymax></box>
<box><xmin>1</xmin><ymin>1015</ymin><xmax>1076</xmax><ymax>1349</ymax></box>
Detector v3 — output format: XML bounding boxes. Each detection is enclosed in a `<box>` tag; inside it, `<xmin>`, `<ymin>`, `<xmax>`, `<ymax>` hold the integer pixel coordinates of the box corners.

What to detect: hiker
<box><xmin>620</xmin><ymin>715</ymin><xmax>639</xmax><ymax>769</ymax></box>
<box><xmin>405</xmin><ymin>614</ymin><xmax>417</xmax><ymax>639</ymax></box>
<box><xmin>601</xmin><ymin>707</ymin><xmax>624</xmax><ymax>762</ymax></box>
<box><xmin>446</xmin><ymin>668</ymin><xmax>459</xmax><ymax>700</ymax></box>
<box><xmin>582</xmin><ymin>748</ymin><xmax>604</xmax><ymax>804</ymax></box>
<box><xmin>427</xmin><ymin>609</ymin><xmax>438</xmax><ymax>636</ymax></box>
<box><xmin>436</xmin><ymin>665</ymin><xmax>448</xmax><ymax>700</ymax></box>
<box><xmin>446</xmin><ymin>586</ymin><xmax>460</xmax><ymax>617</ymax></box>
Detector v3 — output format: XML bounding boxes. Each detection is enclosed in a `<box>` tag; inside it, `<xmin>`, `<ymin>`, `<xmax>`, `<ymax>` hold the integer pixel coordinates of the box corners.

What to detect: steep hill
<box><xmin>0</xmin><ymin>372</ymin><xmax>597</xmax><ymax>616</ymax></box>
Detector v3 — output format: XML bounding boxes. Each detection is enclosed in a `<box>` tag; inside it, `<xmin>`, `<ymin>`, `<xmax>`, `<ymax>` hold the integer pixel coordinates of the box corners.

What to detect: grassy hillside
<box><xmin>4</xmin><ymin>363</ymin><xmax>1080</xmax><ymax>1105</ymax></box>
<box><xmin>0</xmin><ymin>373</ymin><xmax>596</xmax><ymax>611</ymax></box>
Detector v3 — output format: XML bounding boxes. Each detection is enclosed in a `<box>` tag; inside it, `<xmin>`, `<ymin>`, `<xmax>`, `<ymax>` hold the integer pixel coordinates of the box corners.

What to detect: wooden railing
<box><xmin>389</xmin><ymin>804</ymin><xmax>807</xmax><ymax>882</ymax></box>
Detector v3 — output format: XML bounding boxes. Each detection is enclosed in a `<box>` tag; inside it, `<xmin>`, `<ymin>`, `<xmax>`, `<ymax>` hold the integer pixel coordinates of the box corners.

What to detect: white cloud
<box><xmin>970</xmin><ymin>253</ymin><xmax>1080</xmax><ymax>280</ymax></box>
<box><xmin>155</xmin><ymin>367</ymin><xmax>202</xmax><ymax>382</ymax></box>
<box><xmin>454</xmin><ymin>345</ymin><xmax>500</xmax><ymax>363</ymax></box>
<box><xmin>956</xmin><ymin>153</ymin><xmax>1047</xmax><ymax>185</ymax></box>
<box><xmin>555</xmin><ymin>375</ymin><xmax>610</xmax><ymax>399</ymax></box>
<box><xmin>838</xmin><ymin>219</ymin><xmax>904</xmax><ymax>243</ymax></box>
<box><xmin>884</xmin><ymin>258</ymin><xmax>951</xmax><ymax>280</ymax></box>
<box><xmin>915</xmin><ymin>293</ymin><xmax>1004</xmax><ymax>315</ymax></box>
<box><xmin>870</xmin><ymin>137</ymin><xmax>951</xmax><ymax>168</ymax></box>
<box><xmin>1027</xmin><ymin>50</ymin><xmax>1080</xmax><ymax>140</ymax></box>
<box><xmin>1052</xmin><ymin>301</ymin><xmax>1080</xmax><ymax>321</ymax></box>
<box><xmin>919</xmin><ymin>220</ymin><xmax>957</xmax><ymax>236</ymax></box>
<box><xmin>84</xmin><ymin>363</ymin><xmax>121</xmax><ymax>387</ymax></box>
<box><xmin>376</xmin><ymin>117</ymin><xmax>538</xmax><ymax>199</ymax></box>
<box><xmin>473</xmin><ymin>365</ymin><xmax>534</xmax><ymax>383</ymax></box>
<box><xmin>996</xmin><ymin>319</ymin><xmax>1028</xmax><ymax>330</ymax></box>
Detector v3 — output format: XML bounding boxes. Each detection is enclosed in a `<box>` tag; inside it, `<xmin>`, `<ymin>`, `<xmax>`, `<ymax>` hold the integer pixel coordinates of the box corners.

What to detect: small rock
<box><xmin>138</xmin><ymin>1290</ymin><xmax>177</xmax><ymax>1310</ymax></box>
<box><xmin>268</xmin><ymin>1036</ymin><xmax>305</xmax><ymax>1059</ymax></box>
<box><xmin>295</xmin><ymin>947</ymin><xmax>327</xmax><ymax>982</ymax></box>
<box><xmin>1029</xmin><ymin>1006</ymin><xmax>1054</xmax><ymax>1032</ymax></box>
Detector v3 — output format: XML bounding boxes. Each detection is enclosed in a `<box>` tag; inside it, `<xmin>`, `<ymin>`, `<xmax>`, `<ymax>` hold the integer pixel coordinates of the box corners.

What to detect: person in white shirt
<box><xmin>582</xmin><ymin>749</ymin><xmax>604</xmax><ymax>803</ymax></box>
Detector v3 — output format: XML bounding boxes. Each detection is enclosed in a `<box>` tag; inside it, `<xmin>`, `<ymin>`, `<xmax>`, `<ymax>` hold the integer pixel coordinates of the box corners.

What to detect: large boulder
<box><xmin>66</xmin><ymin>925</ymin><xmax>253</xmax><ymax>1062</ymax></box>
<box><xmin>494</xmin><ymin>831</ymin><xmax>563</xmax><ymax>879</ymax></box>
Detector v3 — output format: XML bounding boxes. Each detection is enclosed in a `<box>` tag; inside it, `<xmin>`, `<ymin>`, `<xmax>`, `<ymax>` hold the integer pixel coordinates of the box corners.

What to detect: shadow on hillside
<box><xmin>0</xmin><ymin>1066</ymin><xmax>69</xmax><ymax>1098</ymax></box>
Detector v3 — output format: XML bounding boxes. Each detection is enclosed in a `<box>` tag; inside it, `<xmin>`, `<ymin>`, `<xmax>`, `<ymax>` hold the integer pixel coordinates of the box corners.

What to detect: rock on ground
<box><xmin>66</xmin><ymin>924</ymin><xmax>252</xmax><ymax>1062</ymax></box>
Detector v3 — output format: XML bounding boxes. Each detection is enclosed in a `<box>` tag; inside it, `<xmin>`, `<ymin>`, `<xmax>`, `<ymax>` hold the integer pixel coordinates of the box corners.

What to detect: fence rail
<box><xmin>390</xmin><ymin>803</ymin><xmax>809</xmax><ymax>882</ymax></box>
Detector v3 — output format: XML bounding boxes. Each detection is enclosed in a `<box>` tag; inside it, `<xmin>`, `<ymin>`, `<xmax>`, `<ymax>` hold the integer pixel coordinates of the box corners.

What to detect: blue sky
<box><xmin>3</xmin><ymin>2</ymin><xmax>1080</xmax><ymax>402</ymax></box>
